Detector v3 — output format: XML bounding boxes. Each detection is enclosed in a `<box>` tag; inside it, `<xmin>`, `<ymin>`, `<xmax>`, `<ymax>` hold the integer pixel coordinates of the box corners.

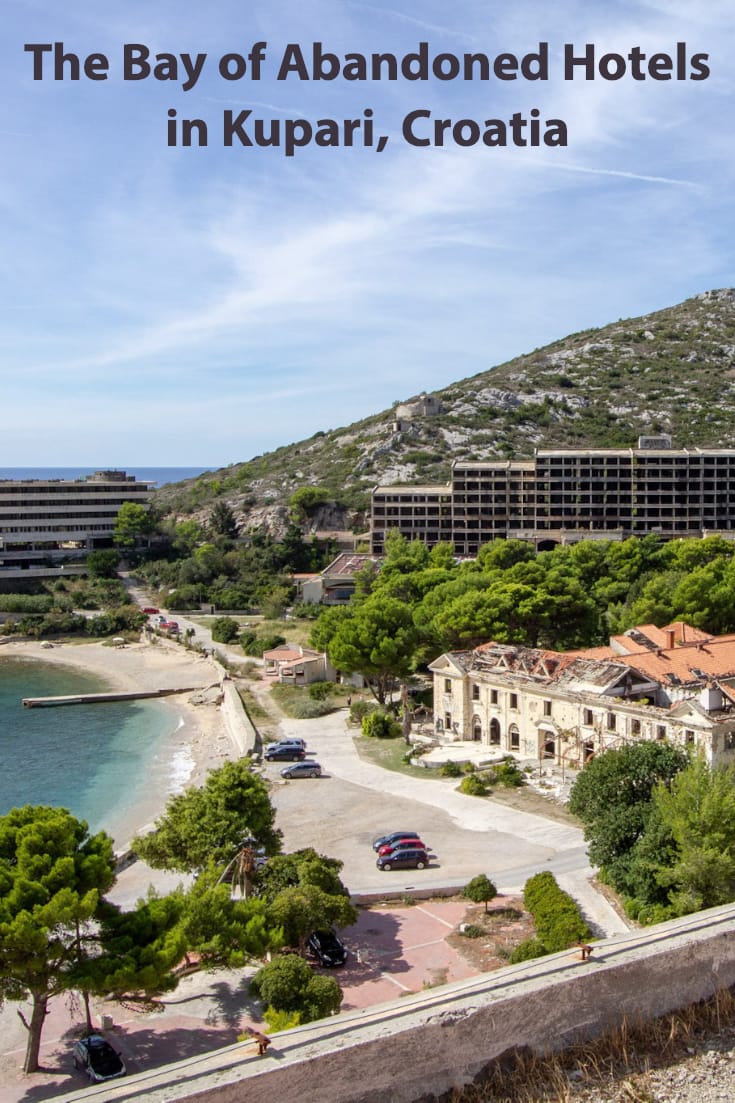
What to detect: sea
<box><xmin>0</xmin><ymin>657</ymin><xmax>189</xmax><ymax>844</ymax></box>
<box><xmin>0</xmin><ymin>464</ymin><xmax>212</xmax><ymax>840</ymax></box>
<box><xmin>0</xmin><ymin>466</ymin><xmax>211</xmax><ymax>486</ymax></box>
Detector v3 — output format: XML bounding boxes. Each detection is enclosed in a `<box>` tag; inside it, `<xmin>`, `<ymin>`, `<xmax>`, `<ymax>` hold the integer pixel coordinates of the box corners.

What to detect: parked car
<box><xmin>142</xmin><ymin>606</ymin><xmax>159</xmax><ymax>614</ymax></box>
<box><xmin>281</xmin><ymin>761</ymin><xmax>322</xmax><ymax>779</ymax></box>
<box><xmin>72</xmin><ymin>1035</ymin><xmax>126</xmax><ymax>1083</ymax></box>
<box><xmin>376</xmin><ymin>848</ymin><xmax>429</xmax><ymax>872</ymax></box>
<box><xmin>372</xmin><ymin>830</ymin><xmax>422</xmax><ymax>852</ymax></box>
<box><xmin>307</xmin><ymin>928</ymin><xmax>348</xmax><ymax>967</ymax></box>
<box><xmin>264</xmin><ymin>745</ymin><xmax>306</xmax><ymax>762</ymax></box>
<box><xmin>270</xmin><ymin>737</ymin><xmax>307</xmax><ymax>751</ymax></box>
<box><xmin>378</xmin><ymin>838</ymin><xmax>428</xmax><ymax>856</ymax></box>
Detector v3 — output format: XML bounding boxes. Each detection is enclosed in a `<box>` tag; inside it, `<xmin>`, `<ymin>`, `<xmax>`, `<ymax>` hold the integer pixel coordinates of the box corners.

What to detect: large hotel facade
<box><xmin>371</xmin><ymin>437</ymin><xmax>735</xmax><ymax>555</ymax></box>
<box><xmin>0</xmin><ymin>471</ymin><xmax>152</xmax><ymax>577</ymax></box>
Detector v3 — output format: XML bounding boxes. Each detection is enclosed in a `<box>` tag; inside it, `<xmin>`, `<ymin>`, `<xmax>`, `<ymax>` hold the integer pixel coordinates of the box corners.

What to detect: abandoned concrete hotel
<box><xmin>0</xmin><ymin>471</ymin><xmax>152</xmax><ymax>580</ymax></box>
<box><xmin>371</xmin><ymin>436</ymin><xmax>735</xmax><ymax>555</ymax></box>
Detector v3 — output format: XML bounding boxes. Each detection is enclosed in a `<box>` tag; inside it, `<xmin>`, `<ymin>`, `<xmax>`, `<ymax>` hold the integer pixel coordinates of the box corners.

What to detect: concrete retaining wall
<box><xmin>219</xmin><ymin>678</ymin><xmax>257</xmax><ymax>757</ymax></box>
<box><xmin>54</xmin><ymin>902</ymin><xmax>735</xmax><ymax>1103</ymax></box>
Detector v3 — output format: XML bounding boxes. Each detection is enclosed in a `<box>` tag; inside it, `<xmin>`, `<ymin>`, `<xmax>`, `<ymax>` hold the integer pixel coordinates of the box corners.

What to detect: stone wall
<box><xmin>219</xmin><ymin>678</ymin><xmax>257</xmax><ymax>757</ymax></box>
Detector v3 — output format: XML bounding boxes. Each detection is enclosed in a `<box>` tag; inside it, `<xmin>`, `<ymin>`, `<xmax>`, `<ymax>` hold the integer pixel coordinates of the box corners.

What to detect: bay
<box><xmin>0</xmin><ymin>656</ymin><xmax>181</xmax><ymax>841</ymax></box>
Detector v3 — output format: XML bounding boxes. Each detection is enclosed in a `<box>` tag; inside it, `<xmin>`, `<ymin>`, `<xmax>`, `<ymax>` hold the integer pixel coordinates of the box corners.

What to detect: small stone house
<box><xmin>262</xmin><ymin>645</ymin><xmax>335</xmax><ymax>685</ymax></box>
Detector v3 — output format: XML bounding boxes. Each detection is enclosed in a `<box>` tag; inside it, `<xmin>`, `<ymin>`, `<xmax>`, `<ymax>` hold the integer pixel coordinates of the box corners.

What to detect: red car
<box><xmin>378</xmin><ymin>838</ymin><xmax>427</xmax><ymax>856</ymax></box>
<box><xmin>142</xmin><ymin>606</ymin><xmax>159</xmax><ymax>614</ymax></box>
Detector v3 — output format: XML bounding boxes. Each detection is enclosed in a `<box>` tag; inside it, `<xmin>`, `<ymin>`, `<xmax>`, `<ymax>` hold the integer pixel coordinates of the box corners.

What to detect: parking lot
<box><xmin>262</xmin><ymin>709</ymin><xmax>588</xmax><ymax>897</ymax></box>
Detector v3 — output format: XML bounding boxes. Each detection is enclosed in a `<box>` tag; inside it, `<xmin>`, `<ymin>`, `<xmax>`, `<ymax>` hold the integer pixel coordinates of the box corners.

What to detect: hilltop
<box><xmin>154</xmin><ymin>288</ymin><xmax>735</xmax><ymax>537</ymax></box>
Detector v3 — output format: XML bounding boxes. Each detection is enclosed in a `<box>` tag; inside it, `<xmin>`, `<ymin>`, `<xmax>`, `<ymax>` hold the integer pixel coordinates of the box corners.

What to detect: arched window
<box><xmin>509</xmin><ymin>724</ymin><xmax>520</xmax><ymax>751</ymax></box>
<box><xmin>543</xmin><ymin>736</ymin><xmax>556</xmax><ymax>759</ymax></box>
<box><xmin>472</xmin><ymin>716</ymin><xmax>482</xmax><ymax>742</ymax></box>
<box><xmin>489</xmin><ymin>718</ymin><xmax>501</xmax><ymax>745</ymax></box>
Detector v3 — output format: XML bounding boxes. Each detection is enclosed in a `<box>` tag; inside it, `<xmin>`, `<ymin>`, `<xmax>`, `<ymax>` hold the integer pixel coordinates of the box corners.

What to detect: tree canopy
<box><xmin>133</xmin><ymin>758</ymin><xmax>282</xmax><ymax>873</ymax></box>
<box><xmin>250</xmin><ymin>953</ymin><xmax>342</xmax><ymax>1023</ymax></box>
<box><xmin>0</xmin><ymin>806</ymin><xmax>116</xmax><ymax>1072</ymax></box>
<box><xmin>318</xmin><ymin>594</ymin><xmax>420</xmax><ymax>704</ymax></box>
<box><xmin>113</xmin><ymin>501</ymin><xmax>154</xmax><ymax>547</ymax></box>
<box><xmin>568</xmin><ymin>742</ymin><xmax>688</xmax><ymax>883</ymax></box>
<box><xmin>462</xmin><ymin>874</ymin><xmax>498</xmax><ymax>913</ymax></box>
<box><xmin>652</xmin><ymin>757</ymin><xmax>735</xmax><ymax>916</ymax></box>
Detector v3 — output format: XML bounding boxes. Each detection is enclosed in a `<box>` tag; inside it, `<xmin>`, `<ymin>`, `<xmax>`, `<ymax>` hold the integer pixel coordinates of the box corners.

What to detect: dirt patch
<box><xmin>446</xmin><ymin>895</ymin><xmax>536</xmax><ymax>971</ymax></box>
<box><xmin>488</xmin><ymin>785</ymin><xmax>582</xmax><ymax>827</ymax></box>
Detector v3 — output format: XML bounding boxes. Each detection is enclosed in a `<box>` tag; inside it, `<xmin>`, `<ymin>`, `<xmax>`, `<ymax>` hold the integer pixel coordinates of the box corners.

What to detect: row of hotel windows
<box><xmin>0</xmin><ymin>502</ymin><xmax>145</xmax><ymax>513</ymax></box>
<box><xmin>1</xmin><ymin>524</ymin><xmax>115</xmax><ymax>534</ymax></box>
<box><xmin>0</xmin><ymin>511</ymin><xmax>126</xmax><ymax>521</ymax></box>
<box><xmin>0</xmin><ymin>487</ymin><xmax>148</xmax><ymax>496</ymax></box>
<box><xmin>446</xmin><ymin>679</ymin><xmax>693</xmax><ymax>744</ymax></box>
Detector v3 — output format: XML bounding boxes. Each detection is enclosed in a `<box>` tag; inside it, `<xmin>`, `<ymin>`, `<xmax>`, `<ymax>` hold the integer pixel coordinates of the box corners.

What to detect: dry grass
<box><xmin>445</xmin><ymin>987</ymin><xmax>735</xmax><ymax>1103</ymax></box>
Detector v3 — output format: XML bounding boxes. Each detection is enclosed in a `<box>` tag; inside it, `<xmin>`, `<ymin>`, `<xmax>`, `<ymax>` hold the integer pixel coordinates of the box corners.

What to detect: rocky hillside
<box><xmin>154</xmin><ymin>288</ymin><xmax>735</xmax><ymax>538</ymax></box>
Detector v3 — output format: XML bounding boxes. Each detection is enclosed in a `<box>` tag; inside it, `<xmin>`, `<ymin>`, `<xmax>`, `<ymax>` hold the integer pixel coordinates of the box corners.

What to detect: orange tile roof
<box><xmin>611</xmin><ymin>621</ymin><xmax>712</xmax><ymax>653</ymax></box>
<box><xmin>609</xmin><ymin>635</ymin><xmax>735</xmax><ymax>684</ymax></box>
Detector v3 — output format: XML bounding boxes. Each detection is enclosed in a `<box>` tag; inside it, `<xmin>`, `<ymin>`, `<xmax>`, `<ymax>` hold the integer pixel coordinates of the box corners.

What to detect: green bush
<box><xmin>349</xmin><ymin>700</ymin><xmax>377</xmax><ymax>724</ymax></box>
<box><xmin>270</xmin><ymin>685</ymin><xmax>334</xmax><ymax>719</ymax></box>
<box><xmin>522</xmin><ymin>872</ymin><xmax>592</xmax><ymax>954</ymax></box>
<box><xmin>362</xmin><ymin>711</ymin><xmax>400</xmax><ymax>739</ymax></box>
<box><xmin>509</xmin><ymin>937</ymin><xmax>547</xmax><ymax>964</ymax></box>
<box><xmin>440</xmin><ymin>760</ymin><xmax>462</xmax><ymax>778</ymax></box>
<box><xmin>308</xmin><ymin>681</ymin><xmax>332</xmax><ymax>700</ymax></box>
<box><xmin>211</xmin><ymin>616</ymin><xmax>240</xmax><ymax>643</ymax></box>
<box><xmin>494</xmin><ymin>758</ymin><xmax>525</xmax><ymax>787</ymax></box>
<box><xmin>261</xmin><ymin>1007</ymin><xmax>301</xmax><ymax>1033</ymax></box>
<box><xmin>459</xmin><ymin>774</ymin><xmax>489</xmax><ymax>796</ymax></box>
<box><xmin>241</xmin><ymin>632</ymin><xmax>286</xmax><ymax>657</ymax></box>
<box><xmin>460</xmin><ymin>924</ymin><xmax>485</xmax><ymax>939</ymax></box>
<box><xmin>250</xmin><ymin>954</ymin><xmax>342</xmax><ymax>1023</ymax></box>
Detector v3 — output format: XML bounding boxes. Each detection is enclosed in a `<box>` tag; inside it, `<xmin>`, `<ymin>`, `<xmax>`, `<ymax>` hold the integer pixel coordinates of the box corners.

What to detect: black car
<box><xmin>372</xmin><ymin>830</ymin><xmax>422</xmax><ymax>852</ymax></box>
<box><xmin>72</xmin><ymin>1035</ymin><xmax>126</xmax><ymax>1082</ymax></box>
<box><xmin>264</xmin><ymin>745</ymin><xmax>306</xmax><ymax>762</ymax></box>
<box><xmin>376</xmin><ymin>848</ymin><xmax>429</xmax><ymax>871</ymax></box>
<box><xmin>307</xmin><ymin>928</ymin><xmax>348</xmax><ymax>967</ymax></box>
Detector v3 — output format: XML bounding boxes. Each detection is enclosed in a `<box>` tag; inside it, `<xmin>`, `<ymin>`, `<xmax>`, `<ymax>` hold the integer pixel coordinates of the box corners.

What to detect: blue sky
<box><xmin>3</xmin><ymin>0</ymin><xmax>733</xmax><ymax>465</ymax></box>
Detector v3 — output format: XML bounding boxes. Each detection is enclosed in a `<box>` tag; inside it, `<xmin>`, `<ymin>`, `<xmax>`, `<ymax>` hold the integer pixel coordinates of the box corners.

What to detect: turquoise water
<box><xmin>0</xmin><ymin>657</ymin><xmax>180</xmax><ymax>839</ymax></box>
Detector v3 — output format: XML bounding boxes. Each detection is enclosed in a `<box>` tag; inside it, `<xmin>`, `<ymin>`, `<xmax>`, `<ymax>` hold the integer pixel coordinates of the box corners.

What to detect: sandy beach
<box><xmin>0</xmin><ymin>636</ymin><xmax>242</xmax><ymax>856</ymax></box>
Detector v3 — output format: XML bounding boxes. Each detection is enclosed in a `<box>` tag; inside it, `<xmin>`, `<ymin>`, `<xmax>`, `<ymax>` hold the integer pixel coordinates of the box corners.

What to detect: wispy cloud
<box><xmin>1</xmin><ymin>0</ymin><xmax>733</xmax><ymax>462</ymax></box>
